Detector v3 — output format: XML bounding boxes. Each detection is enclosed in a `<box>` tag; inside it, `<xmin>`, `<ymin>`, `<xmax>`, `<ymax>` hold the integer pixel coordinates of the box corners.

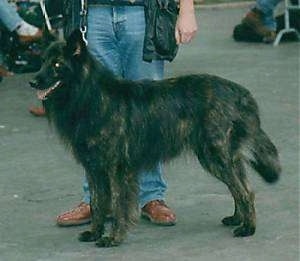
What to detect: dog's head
<box><xmin>29</xmin><ymin>30</ymin><xmax>88</xmax><ymax>101</ymax></box>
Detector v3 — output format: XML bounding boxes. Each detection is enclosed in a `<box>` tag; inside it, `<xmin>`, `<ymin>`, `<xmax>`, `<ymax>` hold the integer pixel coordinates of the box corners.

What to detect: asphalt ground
<box><xmin>0</xmin><ymin>7</ymin><xmax>299</xmax><ymax>261</ymax></box>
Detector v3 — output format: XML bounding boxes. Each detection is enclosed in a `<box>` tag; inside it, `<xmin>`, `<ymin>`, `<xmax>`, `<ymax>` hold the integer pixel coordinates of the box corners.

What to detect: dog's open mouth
<box><xmin>37</xmin><ymin>81</ymin><xmax>62</xmax><ymax>100</ymax></box>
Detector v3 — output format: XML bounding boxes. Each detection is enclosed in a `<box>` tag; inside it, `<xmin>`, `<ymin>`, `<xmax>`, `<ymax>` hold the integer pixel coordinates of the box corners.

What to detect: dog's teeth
<box><xmin>37</xmin><ymin>90</ymin><xmax>43</xmax><ymax>99</ymax></box>
<box><xmin>37</xmin><ymin>90</ymin><xmax>47</xmax><ymax>100</ymax></box>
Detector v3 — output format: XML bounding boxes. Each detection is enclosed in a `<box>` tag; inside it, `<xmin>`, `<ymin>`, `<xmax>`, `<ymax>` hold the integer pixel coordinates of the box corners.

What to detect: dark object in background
<box><xmin>233</xmin><ymin>9</ymin><xmax>300</xmax><ymax>43</ymax></box>
<box><xmin>16</xmin><ymin>1</ymin><xmax>44</xmax><ymax>28</ymax></box>
<box><xmin>0</xmin><ymin>29</ymin><xmax>43</xmax><ymax>73</ymax></box>
<box><xmin>275</xmin><ymin>10</ymin><xmax>300</xmax><ymax>41</ymax></box>
<box><xmin>0</xmin><ymin>1</ymin><xmax>63</xmax><ymax>74</ymax></box>
<box><xmin>233</xmin><ymin>23</ymin><xmax>264</xmax><ymax>42</ymax></box>
<box><xmin>0</xmin><ymin>2</ymin><xmax>43</xmax><ymax>73</ymax></box>
<box><xmin>45</xmin><ymin>0</ymin><xmax>64</xmax><ymax>18</ymax></box>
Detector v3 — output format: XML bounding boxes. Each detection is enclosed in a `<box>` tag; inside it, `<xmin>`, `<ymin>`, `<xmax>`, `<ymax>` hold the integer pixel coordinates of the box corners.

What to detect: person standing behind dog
<box><xmin>56</xmin><ymin>0</ymin><xmax>197</xmax><ymax>227</ymax></box>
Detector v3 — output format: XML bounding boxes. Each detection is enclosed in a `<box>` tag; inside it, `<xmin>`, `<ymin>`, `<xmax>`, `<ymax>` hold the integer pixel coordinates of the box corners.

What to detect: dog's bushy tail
<box><xmin>248</xmin><ymin>128</ymin><xmax>281</xmax><ymax>183</ymax></box>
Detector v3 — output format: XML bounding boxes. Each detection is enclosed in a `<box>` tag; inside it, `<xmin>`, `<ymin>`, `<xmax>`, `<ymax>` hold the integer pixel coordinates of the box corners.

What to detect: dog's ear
<box><xmin>65</xmin><ymin>29</ymin><xmax>87</xmax><ymax>57</ymax></box>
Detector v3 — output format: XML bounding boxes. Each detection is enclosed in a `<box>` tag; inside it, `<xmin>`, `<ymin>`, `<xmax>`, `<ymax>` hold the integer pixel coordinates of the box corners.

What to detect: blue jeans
<box><xmin>82</xmin><ymin>5</ymin><xmax>167</xmax><ymax>208</ymax></box>
<box><xmin>256</xmin><ymin>0</ymin><xmax>282</xmax><ymax>30</ymax></box>
<box><xmin>0</xmin><ymin>0</ymin><xmax>22</xmax><ymax>31</ymax></box>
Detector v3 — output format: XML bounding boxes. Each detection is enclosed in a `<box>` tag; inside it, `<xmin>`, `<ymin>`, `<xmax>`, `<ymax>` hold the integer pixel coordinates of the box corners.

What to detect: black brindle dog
<box><xmin>30</xmin><ymin>30</ymin><xmax>281</xmax><ymax>247</ymax></box>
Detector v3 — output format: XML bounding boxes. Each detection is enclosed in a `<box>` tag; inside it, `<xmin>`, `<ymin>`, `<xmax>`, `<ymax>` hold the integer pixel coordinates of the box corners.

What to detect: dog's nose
<box><xmin>29</xmin><ymin>79</ymin><xmax>38</xmax><ymax>88</ymax></box>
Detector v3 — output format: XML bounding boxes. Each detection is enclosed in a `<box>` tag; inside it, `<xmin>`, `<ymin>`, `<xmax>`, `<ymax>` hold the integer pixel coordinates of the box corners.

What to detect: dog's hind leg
<box><xmin>222</xmin><ymin>158</ymin><xmax>256</xmax><ymax>237</ymax></box>
<box><xmin>222</xmin><ymin>158</ymin><xmax>247</xmax><ymax>227</ymax></box>
<box><xmin>222</xmin><ymin>201</ymin><xmax>243</xmax><ymax>227</ymax></box>
<box><xmin>195</xmin><ymin>138</ymin><xmax>256</xmax><ymax>237</ymax></box>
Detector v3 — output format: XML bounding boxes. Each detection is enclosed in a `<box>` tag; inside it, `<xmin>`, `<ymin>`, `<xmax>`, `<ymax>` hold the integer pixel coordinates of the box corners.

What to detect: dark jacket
<box><xmin>62</xmin><ymin>0</ymin><xmax>178</xmax><ymax>62</ymax></box>
<box><xmin>143</xmin><ymin>0</ymin><xmax>179</xmax><ymax>62</ymax></box>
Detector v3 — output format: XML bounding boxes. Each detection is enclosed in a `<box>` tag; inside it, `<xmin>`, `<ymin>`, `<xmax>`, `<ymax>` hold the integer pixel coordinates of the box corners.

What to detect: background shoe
<box><xmin>29</xmin><ymin>106</ymin><xmax>46</xmax><ymax>117</ymax></box>
<box><xmin>0</xmin><ymin>65</ymin><xmax>13</xmax><ymax>77</ymax></box>
<box><xmin>262</xmin><ymin>31</ymin><xmax>276</xmax><ymax>44</ymax></box>
<box><xmin>141</xmin><ymin>200</ymin><xmax>177</xmax><ymax>226</ymax></box>
<box><xmin>16</xmin><ymin>21</ymin><xmax>43</xmax><ymax>43</ymax></box>
<box><xmin>56</xmin><ymin>202</ymin><xmax>91</xmax><ymax>226</ymax></box>
<box><xmin>18</xmin><ymin>28</ymin><xmax>43</xmax><ymax>43</ymax></box>
<box><xmin>242</xmin><ymin>8</ymin><xmax>275</xmax><ymax>38</ymax></box>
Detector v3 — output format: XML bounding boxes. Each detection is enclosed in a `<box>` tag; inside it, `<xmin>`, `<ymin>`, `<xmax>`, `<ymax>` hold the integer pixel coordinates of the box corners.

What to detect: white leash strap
<box><xmin>39</xmin><ymin>0</ymin><xmax>52</xmax><ymax>31</ymax></box>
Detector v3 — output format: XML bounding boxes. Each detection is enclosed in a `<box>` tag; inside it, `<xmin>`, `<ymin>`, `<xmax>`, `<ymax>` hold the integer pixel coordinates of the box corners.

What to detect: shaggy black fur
<box><xmin>30</xmin><ymin>30</ymin><xmax>281</xmax><ymax>247</ymax></box>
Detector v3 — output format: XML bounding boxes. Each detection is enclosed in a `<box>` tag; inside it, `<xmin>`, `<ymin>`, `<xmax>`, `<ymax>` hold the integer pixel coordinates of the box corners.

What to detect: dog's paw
<box><xmin>222</xmin><ymin>215</ymin><xmax>242</xmax><ymax>226</ymax></box>
<box><xmin>95</xmin><ymin>236</ymin><xmax>121</xmax><ymax>248</ymax></box>
<box><xmin>78</xmin><ymin>230</ymin><xmax>97</xmax><ymax>242</ymax></box>
<box><xmin>233</xmin><ymin>225</ymin><xmax>255</xmax><ymax>237</ymax></box>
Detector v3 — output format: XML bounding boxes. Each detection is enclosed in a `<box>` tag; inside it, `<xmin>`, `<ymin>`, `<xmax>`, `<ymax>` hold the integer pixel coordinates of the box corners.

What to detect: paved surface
<box><xmin>0</xmin><ymin>7</ymin><xmax>299</xmax><ymax>261</ymax></box>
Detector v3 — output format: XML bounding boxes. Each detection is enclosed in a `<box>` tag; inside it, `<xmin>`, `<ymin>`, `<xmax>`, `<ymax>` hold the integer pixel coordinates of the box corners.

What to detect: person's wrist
<box><xmin>179</xmin><ymin>0</ymin><xmax>195</xmax><ymax>12</ymax></box>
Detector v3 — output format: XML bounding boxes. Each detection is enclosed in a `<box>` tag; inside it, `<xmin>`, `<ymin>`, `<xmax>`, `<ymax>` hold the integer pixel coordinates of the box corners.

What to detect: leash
<box><xmin>39</xmin><ymin>0</ymin><xmax>52</xmax><ymax>31</ymax></box>
<box><xmin>79</xmin><ymin>0</ymin><xmax>88</xmax><ymax>45</ymax></box>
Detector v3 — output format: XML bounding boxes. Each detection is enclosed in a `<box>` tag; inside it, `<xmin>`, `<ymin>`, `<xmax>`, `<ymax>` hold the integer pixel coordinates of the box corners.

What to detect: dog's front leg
<box><xmin>78</xmin><ymin>173</ymin><xmax>109</xmax><ymax>243</ymax></box>
<box><xmin>95</xmin><ymin>170</ymin><xmax>130</xmax><ymax>247</ymax></box>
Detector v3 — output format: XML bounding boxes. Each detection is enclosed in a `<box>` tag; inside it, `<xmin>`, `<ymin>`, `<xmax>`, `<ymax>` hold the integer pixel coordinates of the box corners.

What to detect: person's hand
<box><xmin>175</xmin><ymin>0</ymin><xmax>198</xmax><ymax>44</ymax></box>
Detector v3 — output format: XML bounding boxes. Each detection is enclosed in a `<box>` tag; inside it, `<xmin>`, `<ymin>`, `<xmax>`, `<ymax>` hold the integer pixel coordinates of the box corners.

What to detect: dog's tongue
<box><xmin>36</xmin><ymin>81</ymin><xmax>62</xmax><ymax>100</ymax></box>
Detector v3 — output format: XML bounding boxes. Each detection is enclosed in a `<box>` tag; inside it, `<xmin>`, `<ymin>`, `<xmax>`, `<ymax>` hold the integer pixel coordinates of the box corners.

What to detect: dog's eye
<box><xmin>54</xmin><ymin>62</ymin><xmax>60</xmax><ymax>68</ymax></box>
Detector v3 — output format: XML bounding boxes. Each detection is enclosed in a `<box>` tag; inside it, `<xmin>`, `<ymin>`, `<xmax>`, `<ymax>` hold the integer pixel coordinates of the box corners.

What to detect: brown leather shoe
<box><xmin>0</xmin><ymin>65</ymin><xmax>13</xmax><ymax>77</ymax></box>
<box><xmin>19</xmin><ymin>28</ymin><xmax>43</xmax><ymax>44</ymax></box>
<box><xmin>56</xmin><ymin>202</ymin><xmax>91</xmax><ymax>226</ymax></box>
<box><xmin>242</xmin><ymin>8</ymin><xmax>276</xmax><ymax>43</ymax></box>
<box><xmin>29</xmin><ymin>106</ymin><xmax>46</xmax><ymax>117</ymax></box>
<box><xmin>262</xmin><ymin>31</ymin><xmax>276</xmax><ymax>44</ymax></box>
<box><xmin>141</xmin><ymin>200</ymin><xmax>176</xmax><ymax>226</ymax></box>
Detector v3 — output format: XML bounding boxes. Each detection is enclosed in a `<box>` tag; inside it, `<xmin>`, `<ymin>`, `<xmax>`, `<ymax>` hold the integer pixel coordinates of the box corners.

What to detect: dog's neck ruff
<box><xmin>37</xmin><ymin>81</ymin><xmax>62</xmax><ymax>100</ymax></box>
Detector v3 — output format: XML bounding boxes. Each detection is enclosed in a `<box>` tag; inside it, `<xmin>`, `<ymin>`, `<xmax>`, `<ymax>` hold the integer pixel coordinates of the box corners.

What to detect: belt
<box><xmin>88</xmin><ymin>0</ymin><xmax>144</xmax><ymax>6</ymax></box>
